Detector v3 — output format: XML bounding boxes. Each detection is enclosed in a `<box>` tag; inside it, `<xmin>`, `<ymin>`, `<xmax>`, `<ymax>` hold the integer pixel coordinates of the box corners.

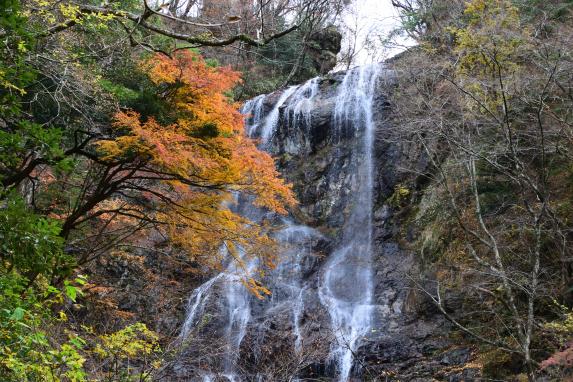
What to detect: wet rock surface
<box><xmin>169</xmin><ymin>65</ymin><xmax>479</xmax><ymax>381</ymax></box>
<box><xmin>264</xmin><ymin>69</ymin><xmax>478</xmax><ymax>381</ymax></box>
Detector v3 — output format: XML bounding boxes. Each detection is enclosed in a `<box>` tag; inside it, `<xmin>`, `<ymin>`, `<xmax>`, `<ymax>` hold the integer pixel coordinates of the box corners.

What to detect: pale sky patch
<box><xmin>337</xmin><ymin>0</ymin><xmax>416</xmax><ymax>68</ymax></box>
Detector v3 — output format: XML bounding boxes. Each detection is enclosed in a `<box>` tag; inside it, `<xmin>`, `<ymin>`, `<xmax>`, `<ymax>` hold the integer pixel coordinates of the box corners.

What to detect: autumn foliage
<box><xmin>94</xmin><ymin>51</ymin><xmax>296</xmax><ymax>287</ymax></box>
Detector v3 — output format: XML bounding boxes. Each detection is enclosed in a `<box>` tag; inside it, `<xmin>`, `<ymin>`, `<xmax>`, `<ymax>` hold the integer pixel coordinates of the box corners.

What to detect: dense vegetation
<box><xmin>0</xmin><ymin>0</ymin><xmax>338</xmax><ymax>379</ymax></box>
<box><xmin>388</xmin><ymin>0</ymin><xmax>573</xmax><ymax>379</ymax></box>
<box><xmin>3</xmin><ymin>0</ymin><xmax>573</xmax><ymax>380</ymax></box>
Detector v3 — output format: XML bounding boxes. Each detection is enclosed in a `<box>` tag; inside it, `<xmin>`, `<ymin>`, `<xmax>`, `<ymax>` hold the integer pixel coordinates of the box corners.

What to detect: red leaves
<box><xmin>541</xmin><ymin>341</ymin><xmax>573</xmax><ymax>370</ymax></box>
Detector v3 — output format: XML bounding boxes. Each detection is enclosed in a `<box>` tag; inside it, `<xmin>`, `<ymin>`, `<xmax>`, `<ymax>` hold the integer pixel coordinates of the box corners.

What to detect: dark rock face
<box><xmin>240</xmin><ymin>68</ymin><xmax>480</xmax><ymax>380</ymax></box>
<box><xmin>307</xmin><ymin>26</ymin><xmax>343</xmax><ymax>74</ymax></box>
<box><xmin>167</xmin><ymin>65</ymin><xmax>479</xmax><ymax>381</ymax></box>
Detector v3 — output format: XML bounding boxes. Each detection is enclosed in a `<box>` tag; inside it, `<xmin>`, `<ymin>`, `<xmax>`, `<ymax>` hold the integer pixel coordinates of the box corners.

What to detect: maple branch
<box><xmin>1</xmin><ymin>132</ymin><xmax>95</xmax><ymax>188</ymax></box>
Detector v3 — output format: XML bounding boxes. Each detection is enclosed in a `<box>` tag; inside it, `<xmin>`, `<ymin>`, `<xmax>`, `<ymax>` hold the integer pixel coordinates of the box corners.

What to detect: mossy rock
<box><xmin>481</xmin><ymin>349</ymin><xmax>524</xmax><ymax>378</ymax></box>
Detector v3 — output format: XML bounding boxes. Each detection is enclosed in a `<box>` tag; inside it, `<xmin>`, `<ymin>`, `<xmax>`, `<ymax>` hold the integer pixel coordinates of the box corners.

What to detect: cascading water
<box><xmin>177</xmin><ymin>188</ymin><xmax>266</xmax><ymax>381</ymax></box>
<box><xmin>260</xmin><ymin>86</ymin><xmax>298</xmax><ymax>144</ymax></box>
<box><xmin>222</xmin><ymin>249</ymin><xmax>259</xmax><ymax>380</ymax></box>
<box><xmin>284</xmin><ymin>77</ymin><xmax>319</xmax><ymax>130</ymax></box>
<box><xmin>241</xmin><ymin>94</ymin><xmax>265</xmax><ymax>137</ymax></box>
<box><xmin>178</xmin><ymin>217</ymin><xmax>259</xmax><ymax>382</ymax></box>
<box><xmin>177</xmin><ymin>66</ymin><xmax>382</xmax><ymax>381</ymax></box>
<box><xmin>268</xmin><ymin>221</ymin><xmax>321</xmax><ymax>354</ymax></box>
<box><xmin>318</xmin><ymin>65</ymin><xmax>380</xmax><ymax>381</ymax></box>
<box><xmin>177</xmin><ymin>78</ymin><xmax>323</xmax><ymax>381</ymax></box>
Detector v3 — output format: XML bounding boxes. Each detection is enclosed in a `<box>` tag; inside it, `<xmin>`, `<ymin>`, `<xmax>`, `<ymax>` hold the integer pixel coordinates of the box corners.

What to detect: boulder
<box><xmin>307</xmin><ymin>26</ymin><xmax>343</xmax><ymax>74</ymax></box>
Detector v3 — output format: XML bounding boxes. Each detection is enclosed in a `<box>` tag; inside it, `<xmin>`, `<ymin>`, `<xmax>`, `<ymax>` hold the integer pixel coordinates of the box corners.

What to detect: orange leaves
<box><xmin>98</xmin><ymin>51</ymin><xmax>295</xmax><ymax>216</ymax></box>
<box><xmin>91</xmin><ymin>50</ymin><xmax>296</xmax><ymax>286</ymax></box>
<box><xmin>142</xmin><ymin>50</ymin><xmax>242</xmax><ymax>136</ymax></box>
<box><xmin>243</xmin><ymin>278</ymin><xmax>272</xmax><ymax>300</ymax></box>
<box><xmin>231</xmin><ymin>139</ymin><xmax>296</xmax><ymax>214</ymax></box>
<box><xmin>144</xmin><ymin>51</ymin><xmax>240</xmax><ymax>94</ymax></box>
<box><xmin>96</xmin><ymin>111</ymin><xmax>154</xmax><ymax>162</ymax></box>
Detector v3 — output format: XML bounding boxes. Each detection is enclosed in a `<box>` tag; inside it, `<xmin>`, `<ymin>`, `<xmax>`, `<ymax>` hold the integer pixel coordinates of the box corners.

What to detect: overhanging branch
<box><xmin>75</xmin><ymin>3</ymin><xmax>299</xmax><ymax>48</ymax></box>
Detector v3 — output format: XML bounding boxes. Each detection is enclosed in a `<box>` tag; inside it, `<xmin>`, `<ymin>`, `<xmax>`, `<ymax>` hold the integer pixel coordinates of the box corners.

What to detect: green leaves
<box><xmin>63</xmin><ymin>275</ymin><xmax>87</xmax><ymax>302</ymax></box>
<box><xmin>99</xmin><ymin>78</ymin><xmax>140</xmax><ymax>104</ymax></box>
<box><xmin>0</xmin><ymin>0</ymin><xmax>36</xmax><ymax>117</ymax></box>
<box><xmin>64</xmin><ymin>284</ymin><xmax>78</xmax><ymax>302</ymax></box>
<box><xmin>0</xmin><ymin>191</ymin><xmax>69</xmax><ymax>277</ymax></box>
<box><xmin>94</xmin><ymin>322</ymin><xmax>160</xmax><ymax>360</ymax></box>
<box><xmin>0</xmin><ymin>272</ymin><xmax>93</xmax><ymax>381</ymax></box>
<box><xmin>9</xmin><ymin>307</ymin><xmax>25</xmax><ymax>321</ymax></box>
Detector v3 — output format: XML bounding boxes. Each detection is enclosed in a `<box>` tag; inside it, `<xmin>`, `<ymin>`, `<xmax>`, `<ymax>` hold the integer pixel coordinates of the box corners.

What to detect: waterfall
<box><xmin>177</xmin><ymin>189</ymin><xmax>264</xmax><ymax>381</ymax></box>
<box><xmin>260</xmin><ymin>86</ymin><xmax>298</xmax><ymax>144</ymax></box>
<box><xmin>241</xmin><ymin>94</ymin><xmax>265</xmax><ymax>137</ymax></box>
<box><xmin>318</xmin><ymin>64</ymin><xmax>380</xmax><ymax>381</ymax></box>
<box><xmin>177</xmin><ymin>80</ymin><xmax>322</xmax><ymax>380</ymax></box>
<box><xmin>179</xmin><ymin>272</ymin><xmax>224</xmax><ymax>339</ymax></box>
<box><xmin>270</xmin><ymin>222</ymin><xmax>321</xmax><ymax>354</ymax></box>
<box><xmin>284</xmin><ymin>77</ymin><xmax>319</xmax><ymax>130</ymax></box>
<box><xmin>222</xmin><ymin>248</ymin><xmax>258</xmax><ymax>378</ymax></box>
<box><xmin>177</xmin><ymin>66</ymin><xmax>382</xmax><ymax>381</ymax></box>
<box><xmin>178</xmin><ymin>237</ymin><xmax>258</xmax><ymax>381</ymax></box>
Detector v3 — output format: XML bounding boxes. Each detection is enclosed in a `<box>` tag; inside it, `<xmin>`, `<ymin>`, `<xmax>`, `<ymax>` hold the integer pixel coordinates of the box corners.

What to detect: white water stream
<box><xmin>318</xmin><ymin>65</ymin><xmax>380</xmax><ymax>381</ymax></box>
<box><xmin>179</xmin><ymin>66</ymin><xmax>381</xmax><ymax>381</ymax></box>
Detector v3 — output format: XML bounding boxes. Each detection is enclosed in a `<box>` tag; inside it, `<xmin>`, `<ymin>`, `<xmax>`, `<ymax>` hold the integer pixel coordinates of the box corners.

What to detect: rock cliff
<box><xmin>168</xmin><ymin>64</ymin><xmax>481</xmax><ymax>381</ymax></box>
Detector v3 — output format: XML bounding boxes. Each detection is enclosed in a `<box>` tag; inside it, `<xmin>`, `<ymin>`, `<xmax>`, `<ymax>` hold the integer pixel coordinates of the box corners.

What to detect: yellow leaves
<box><xmin>29</xmin><ymin>2</ymin><xmax>80</xmax><ymax>26</ymax></box>
<box><xmin>0</xmin><ymin>69</ymin><xmax>27</xmax><ymax>95</ymax></box>
<box><xmin>29</xmin><ymin>0</ymin><xmax>116</xmax><ymax>34</ymax></box>
<box><xmin>453</xmin><ymin>0</ymin><xmax>528</xmax><ymax>76</ymax></box>
<box><xmin>95</xmin><ymin>136</ymin><xmax>146</xmax><ymax>161</ymax></box>
<box><xmin>450</xmin><ymin>0</ymin><xmax>533</xmax><ymax>117</ymax></box>
<box><xmin>94</xmin><ymin>323</ymin><xmax>159</xmax><ymax>359</ymax></box>
<box><xmin>58</xmin><ymin>311</ymin><xmax>68</xmax><ymax>322</ymax></box>
<box><xmin>389</xmin><ymin>184</ymin><xmax>410</xmax><ymax>207</ymax></box>
<box><xmin>59</xmin><ymin>4</ymin><xmax>81</xmax><ymax>22</ymax></box>
<box><xmin>243</xmin><ymin>278</ymin><xmax>272</xmax><ymax>300</ymax></box>
<box><xmin>88</xmin><ymin>10</ymin><xmax>116</xmax><ymax>25</ymax></box>
<box><xmin>464</xmin><ymin>0</ymin><xmax>487</xmax><ymax>17</ymax></box>
<box><xmin>544</xmin><ymin>301</ymin><xmax>573</xmax><ymax>338</ymax></box>
<box><xmin>29</xmin><ymin>0</ymin><xmax>56</xmax><ymax>24</ymax></box>
<box><xmin>16</xmin><ymin>40</ymin><xmax>27</xmax><ymax>53</ymax></box>
<box><xmin>163</xmin><ymin>192</ymin><xmax>263</xmax><ymax>263</ymax></box>
<box><xmin>463</xmin><ymin>0</ymin><xmax>519</xmax><ymax>27</ymax></box>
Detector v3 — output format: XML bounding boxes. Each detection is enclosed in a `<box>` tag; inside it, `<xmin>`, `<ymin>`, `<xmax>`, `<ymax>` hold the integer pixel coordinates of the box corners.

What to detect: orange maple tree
<box><xmin>87</xmin><ymin>51</ymin><xmax>296</xmax><ymax>294</ymax></box>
